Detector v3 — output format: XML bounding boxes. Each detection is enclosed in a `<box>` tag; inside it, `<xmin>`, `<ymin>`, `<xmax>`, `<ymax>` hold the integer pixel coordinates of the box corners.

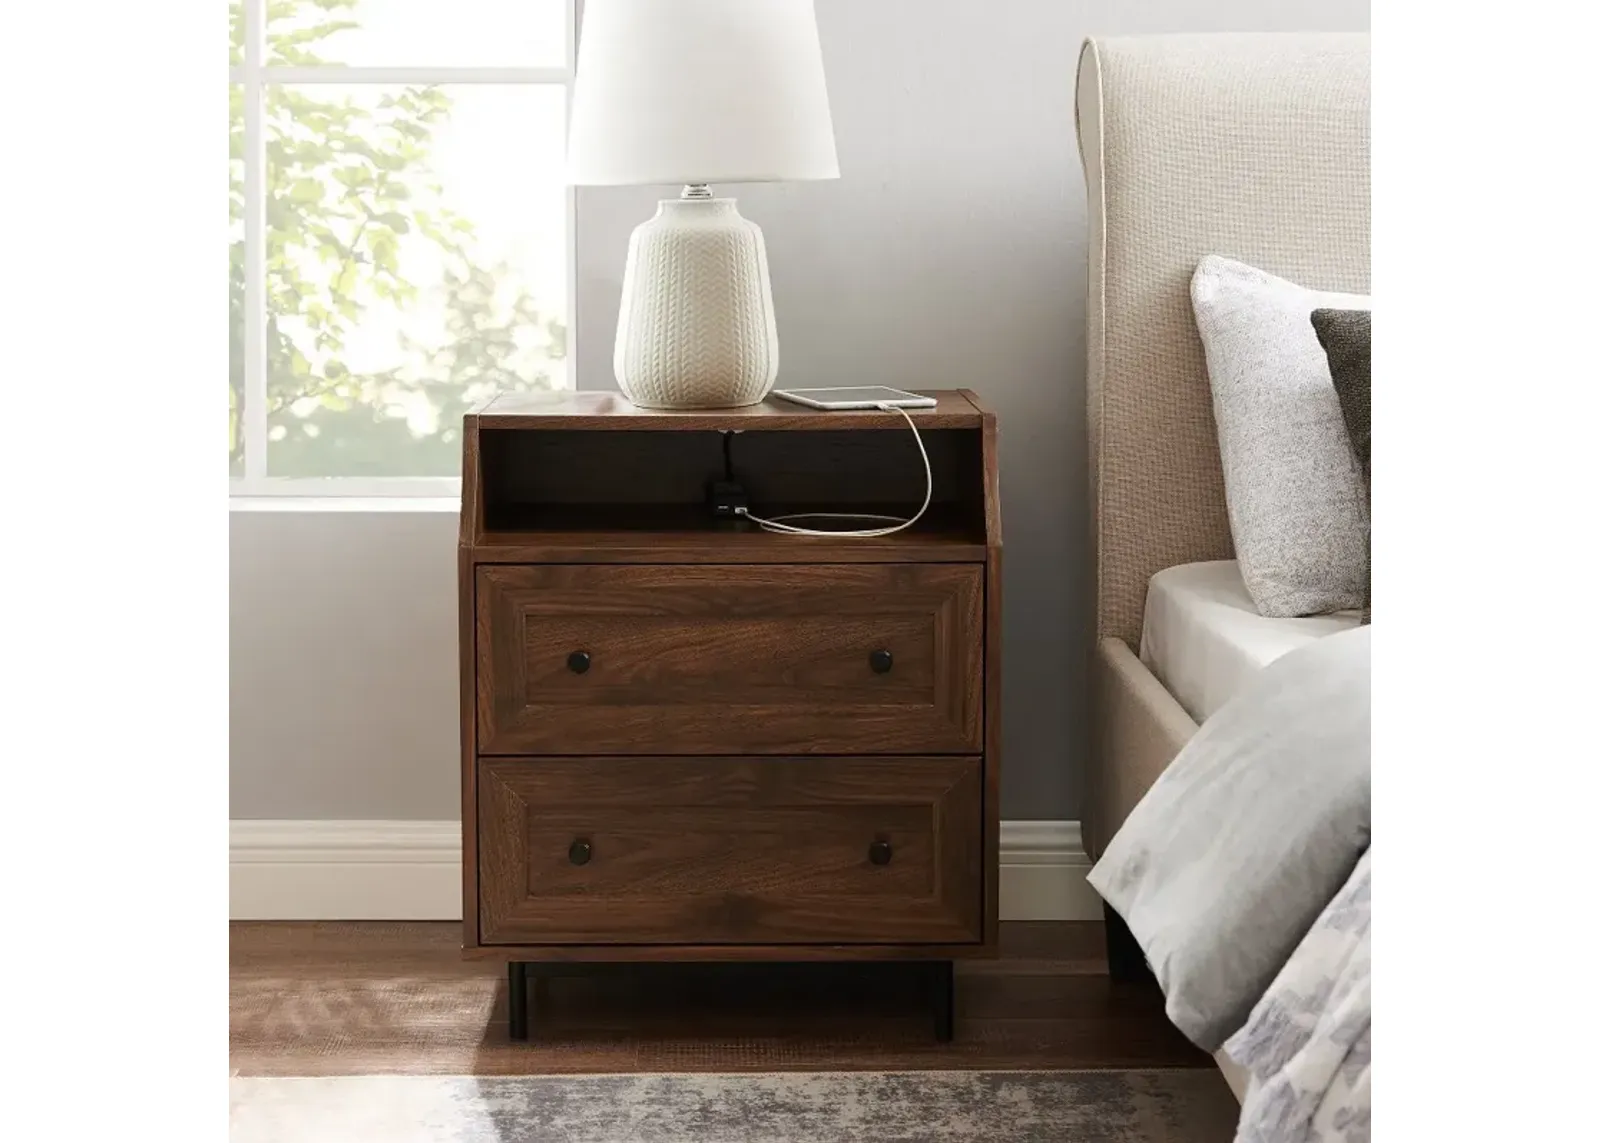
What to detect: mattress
<box><xmin>1140</xmin><ymin>560</ymin><xmax>1361</xmax><ymax>722</ymax></box>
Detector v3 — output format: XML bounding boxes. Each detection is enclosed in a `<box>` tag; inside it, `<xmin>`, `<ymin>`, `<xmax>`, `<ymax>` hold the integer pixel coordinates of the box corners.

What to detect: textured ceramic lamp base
<box><xmin>613</xmin><ymin>196</ymin><xmax>780</xmax><ymax>409</ymax></box>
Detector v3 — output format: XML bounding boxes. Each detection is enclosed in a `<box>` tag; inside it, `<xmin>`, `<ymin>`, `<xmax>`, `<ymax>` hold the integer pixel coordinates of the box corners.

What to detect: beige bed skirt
<box><xmin>1216</xmin><ymin>1049</ymin><xmax>1250</xmax><ymax>1102</ymax></box>
<box><xmin>1090</xmin><ymin>637</ymin><xmax>1250</xmax><ymax>1105</ymax></box>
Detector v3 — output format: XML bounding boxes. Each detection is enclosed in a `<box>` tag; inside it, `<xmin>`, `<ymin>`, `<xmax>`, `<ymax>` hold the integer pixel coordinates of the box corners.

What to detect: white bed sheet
<box><xmin>1140</xmin><ymin>560</ymin><xmax>1361</xmax><ymax>722</ymax></box>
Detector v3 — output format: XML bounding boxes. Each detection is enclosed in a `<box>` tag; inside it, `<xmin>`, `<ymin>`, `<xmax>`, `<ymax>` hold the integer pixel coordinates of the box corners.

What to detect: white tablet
<box><xmin>771</xmin><ymin>386</ymin><xmax>938</xmax><ymax>411</ymax></box>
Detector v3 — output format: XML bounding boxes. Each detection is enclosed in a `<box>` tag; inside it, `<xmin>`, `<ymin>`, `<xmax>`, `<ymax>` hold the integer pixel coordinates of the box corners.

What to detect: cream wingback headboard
<box><xmin>1076</xmin><ymin>34</ymin><xmax>1370</xmax><ymax>646</ymax></box>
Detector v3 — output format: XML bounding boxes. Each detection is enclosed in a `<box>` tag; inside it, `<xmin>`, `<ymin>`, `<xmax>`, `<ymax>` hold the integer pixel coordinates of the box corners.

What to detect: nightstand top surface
<box><xmin>471</xmin><ymin>389</ymin><xmax>987</xmax><ymax>431</ymax></box>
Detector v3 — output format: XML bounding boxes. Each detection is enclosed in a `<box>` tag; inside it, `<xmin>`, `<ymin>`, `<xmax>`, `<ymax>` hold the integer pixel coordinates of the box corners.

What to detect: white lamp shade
<box><xmin>567</xmin><ymin>0</ymin><xmax>840</xmax><ymax>186</ymax></box>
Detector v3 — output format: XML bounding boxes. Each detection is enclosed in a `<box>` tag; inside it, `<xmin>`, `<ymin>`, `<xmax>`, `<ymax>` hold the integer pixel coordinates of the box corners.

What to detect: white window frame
<box><xmin>229</xmin><ymin>0</ymin><xmax>577</xmax><ymax>499</ymax></box>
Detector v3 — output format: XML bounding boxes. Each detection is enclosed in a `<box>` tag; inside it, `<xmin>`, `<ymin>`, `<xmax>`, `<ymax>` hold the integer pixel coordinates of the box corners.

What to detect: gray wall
<box><xmin>231</xmin><ymin>0</ymin><xmax>1369</xmax><ymax>822</ymax></box>
<box><xmin>231</xmin><ymin>508</ymin><xmax>460</xmax><ymax>819</ymax></box>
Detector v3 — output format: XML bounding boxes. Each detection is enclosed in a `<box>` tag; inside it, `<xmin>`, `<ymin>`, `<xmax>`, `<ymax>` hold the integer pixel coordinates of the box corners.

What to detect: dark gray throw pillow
<box><xmin>1311</xmin><ymin>308</ymin><xmax>1371</xmax><ymax>622</ymax></box>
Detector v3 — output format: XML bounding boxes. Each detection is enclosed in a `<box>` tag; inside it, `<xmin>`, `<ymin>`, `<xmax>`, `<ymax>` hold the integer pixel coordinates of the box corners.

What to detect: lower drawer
<box><xmin>476</xmin><ymin>756</ymin><xmax>983</xmax><ymax>946</ymax></box>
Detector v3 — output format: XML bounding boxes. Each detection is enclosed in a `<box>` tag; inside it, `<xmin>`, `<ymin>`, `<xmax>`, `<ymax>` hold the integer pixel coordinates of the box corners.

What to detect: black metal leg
<box><xmin>1103</xmin><ymin>901</ymin><xmax>1155</xmax><ymax>984</ymax></box>
<box><xmin>508</xmin><ymin>961</ymin><xmax>529</xmax><ymax>1041</ymax></box>
<box><xmin>532</xmin><ymin>969</ymin><xmax>550</xmax><ymax>1033</ymax></box>
<box><xmin>932</xmin><ymin>960</ymin><xmax>954</xmax><ymax>1043</ymax></box>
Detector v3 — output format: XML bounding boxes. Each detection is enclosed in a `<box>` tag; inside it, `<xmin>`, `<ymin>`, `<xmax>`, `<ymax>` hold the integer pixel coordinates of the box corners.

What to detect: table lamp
<box><xmin>567</xmin><ymin>0</ymin><xmax>840</xmax><ymax>409</ymax></box>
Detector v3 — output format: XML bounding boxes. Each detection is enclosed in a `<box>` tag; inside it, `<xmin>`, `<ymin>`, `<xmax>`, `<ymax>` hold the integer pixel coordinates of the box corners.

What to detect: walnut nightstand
<box><xmin>457</xmin><ymin>389</ymin><xmax>1002</xmax><ymax>1041</ymax></box>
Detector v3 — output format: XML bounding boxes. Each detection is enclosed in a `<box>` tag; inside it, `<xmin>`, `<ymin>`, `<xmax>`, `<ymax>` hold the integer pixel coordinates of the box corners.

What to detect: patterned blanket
<box><xmin>1226</xmin><ymin>849</ymin><xmax>1372</xmax><ymax>1143</ymax></box>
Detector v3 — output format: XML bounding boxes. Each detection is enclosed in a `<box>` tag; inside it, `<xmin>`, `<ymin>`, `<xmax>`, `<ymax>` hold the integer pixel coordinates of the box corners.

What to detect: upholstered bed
<box><xmin>1073</xmin><ymin>32</ymin><xmax>1371</xmax><ymax>1114</ymax></box>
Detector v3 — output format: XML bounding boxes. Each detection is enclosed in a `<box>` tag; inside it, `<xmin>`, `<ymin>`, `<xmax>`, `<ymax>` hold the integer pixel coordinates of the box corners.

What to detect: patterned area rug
<box><xmin>229</xmin><ymin>1070</ymin><xmax>1238</xmax><ymax>1142</ymax></box>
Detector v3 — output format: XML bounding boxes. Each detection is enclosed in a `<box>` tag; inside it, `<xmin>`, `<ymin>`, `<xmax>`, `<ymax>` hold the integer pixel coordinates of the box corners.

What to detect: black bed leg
<box><xmin>932</xmin><ymin>960</ymin><xmax>955</xmax><ymax>1042</ymax></box>
<box><xmin>507</xmin><ymin>961</ymin><xmax>529</xmax><ymax>1041</ymax></box>
<box><xmin>1103</xmin><ymin>902</ymin><xmax>1155</xmax><ymax>984</ymax></box>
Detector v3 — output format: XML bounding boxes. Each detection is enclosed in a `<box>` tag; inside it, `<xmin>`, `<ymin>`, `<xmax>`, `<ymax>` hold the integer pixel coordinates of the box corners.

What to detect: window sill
<box><xmin>228</xmin><ymin>496</ymin><xmax>461</xmax><ymax>513</ymax></box>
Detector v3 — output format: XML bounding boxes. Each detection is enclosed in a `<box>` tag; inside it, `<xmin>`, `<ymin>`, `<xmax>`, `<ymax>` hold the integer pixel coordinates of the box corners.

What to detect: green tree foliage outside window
<box><xmin>229</xmin><ymin>0</ymin><xmax>567</xmax><ymax>478</ymax></box>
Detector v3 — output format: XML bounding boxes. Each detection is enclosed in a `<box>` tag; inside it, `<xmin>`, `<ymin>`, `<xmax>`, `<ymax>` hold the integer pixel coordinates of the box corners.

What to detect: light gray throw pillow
<box><xmin>1088</xmin><ymin>626</ymin><xmax>1370</xmax><ymax>1051</ymax></box>
<box><xmin>1191</xmin><ymin>256</ymin><xmax>1370</xmax><ymax>617</ymax></box>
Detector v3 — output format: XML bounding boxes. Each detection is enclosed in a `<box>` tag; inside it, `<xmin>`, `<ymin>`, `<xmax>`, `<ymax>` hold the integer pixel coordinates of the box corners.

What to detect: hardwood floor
<box><xmin>230</xmin><ymin>921</ymin><xmax>1208</xmax><ymax>1077</ymax></box>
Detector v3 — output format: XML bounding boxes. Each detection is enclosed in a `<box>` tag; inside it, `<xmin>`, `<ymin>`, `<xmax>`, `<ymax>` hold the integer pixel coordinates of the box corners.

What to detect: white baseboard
<box><xmin>995</xmin><ymin>820</ymin><xmax>1100</xmax><ymax>922</ymax></box>
<box><xmin>230</xmin><ymin>819</ymin><xmax>1098</xmax><ymax>922</ymax></box>
<box><xmin>231</xmin><ymin>820</ymin><xmax>462</xmax><ymax>922</ymax></box>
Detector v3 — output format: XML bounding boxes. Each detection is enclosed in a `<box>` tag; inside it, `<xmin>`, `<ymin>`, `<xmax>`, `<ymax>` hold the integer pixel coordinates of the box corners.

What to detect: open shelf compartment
<box><xmin>469</xmin><ymin>425</ymin><xmax>989</xmax><ymax>560</ymax></box>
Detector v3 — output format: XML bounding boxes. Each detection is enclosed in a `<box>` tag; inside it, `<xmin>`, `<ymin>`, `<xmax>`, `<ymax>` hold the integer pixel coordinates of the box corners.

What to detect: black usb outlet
<box><xmin>706</xmin><ymin>478</ymin><xmax>748</xmax><ymax>518</ymax></box>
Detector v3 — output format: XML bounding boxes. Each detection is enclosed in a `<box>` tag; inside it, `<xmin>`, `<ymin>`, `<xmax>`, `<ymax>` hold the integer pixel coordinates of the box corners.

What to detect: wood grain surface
<box><xmin>468</xmin><ymin>509</ymin><xmax>987</xmax><ymax>564</ymax></box>
<box><xmin>456</xmin><ymin>394</ymin><xmax>1003</xmax><ymax>967</ymax></box>
<box><xmin>476</xmin><ymin>757</ymin><xmax>982</xmax><ymax>947</ymax></box>
<box><xmin>475</xmin><ymin>564</ymin><xmax>983</xmax><ymax>756</ymax></box>
<box><xmin>976</xmin><ymin>397</ymin><xmax>1004</xmax><ymax>953</ymax></box>
<box><xmin>458</xmin><ymin>546</ymin><xmax>481</xmax><ymax>951</ymax></box>
<box><xmin>230</xmin><ymin>920</ymin><xmax>1210</xmax><ymax>1077</ymax></box>
<box><xmin>469</xmin><ymin>528</ymin><xmax>988</xmax><ymax>565</ymax></box>
<box><xmin>472</xmin><ymin>390</ymin><xmax>984</xmax><ymax>431</ymax></box>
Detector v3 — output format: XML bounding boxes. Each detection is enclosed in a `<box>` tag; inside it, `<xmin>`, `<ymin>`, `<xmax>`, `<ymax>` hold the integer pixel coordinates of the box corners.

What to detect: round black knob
<box><xmin>868</xmin><ymin>839</ymin><xmax>893</xmax><ymax>866</ymax></box>
<box><xmin>566</xmin><ymin>650</ymin><xmax>591</xmax><ymax>675</ymax></box>
<box><xmin>568</xmin><ymin>838</ymin><xmax>593</xmax><ymax>866</ymax></box>
<box><xmin>868</xmin><ymin>649</ymin><xmax>894</xmax><ymax>674</ymax></box>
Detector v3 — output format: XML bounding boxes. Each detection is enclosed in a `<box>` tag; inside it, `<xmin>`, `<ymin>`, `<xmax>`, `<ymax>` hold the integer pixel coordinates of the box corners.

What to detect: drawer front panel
<box><xmin>477</xmin><ymin>757</ymin><xmax>983</xmax><ymax>946</ymax></box>
<box><xmin>475</xmin><ymin>564</ymin><xmax>982</xmax><ymax>755</ymax></box>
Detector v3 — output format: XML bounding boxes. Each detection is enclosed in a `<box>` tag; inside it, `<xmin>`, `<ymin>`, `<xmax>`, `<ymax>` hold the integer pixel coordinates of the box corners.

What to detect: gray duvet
<box><xmin>1087</xmin><ymin>625</ymin><xmax>1371</xmax><ymax>1138</ymax></box>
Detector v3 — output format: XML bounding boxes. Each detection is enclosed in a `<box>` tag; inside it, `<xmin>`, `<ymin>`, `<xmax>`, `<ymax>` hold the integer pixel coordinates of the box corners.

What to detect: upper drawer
<box><xmin>474</xmin><ymin>564</ymin><xmax>983</xmax><ymax>755</ymax></box>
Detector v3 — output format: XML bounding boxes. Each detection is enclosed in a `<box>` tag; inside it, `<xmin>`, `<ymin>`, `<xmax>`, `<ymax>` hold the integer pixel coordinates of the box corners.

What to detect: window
<box><xmin>228</xmin><ymin>0</ymin><xmax>573</xmax><ymax>494</ymax></box>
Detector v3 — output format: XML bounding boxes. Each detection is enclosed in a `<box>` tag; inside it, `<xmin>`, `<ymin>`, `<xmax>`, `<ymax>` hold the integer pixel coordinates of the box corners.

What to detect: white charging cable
<box><xmin>733</xmin><ymin>403</ymin><xmax>932</xmax><ymax>538</ymax></box>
